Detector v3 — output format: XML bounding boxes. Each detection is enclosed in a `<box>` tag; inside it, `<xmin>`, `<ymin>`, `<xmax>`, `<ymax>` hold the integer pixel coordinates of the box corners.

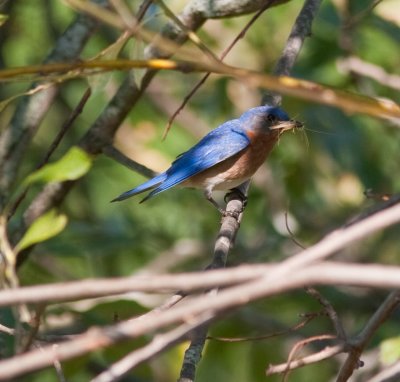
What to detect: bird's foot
<box><xmin>224</xmin><ymin>188</ymin><xmax>248</xmax><ymax>207</ymax></box>
<box><xmin>221</xmin><ymin>209</ymin><xmax>240</xmax><ymax>219</ymax></box>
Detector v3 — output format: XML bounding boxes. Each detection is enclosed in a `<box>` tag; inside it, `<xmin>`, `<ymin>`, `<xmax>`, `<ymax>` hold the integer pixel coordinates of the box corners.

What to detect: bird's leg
<box><xmin>204</xmin><ymin>188</ymin><xmax>245</xmax><ymax>219</ymax></box>
<box><xmin>204</xmin><ymin>189</ymin><xmax>225</xmax><ymax>215</ymax></box>
<box><xmin>204</xmin><ymin>191</ymin><xmax>239</xmax><ymax>218</ymax></box>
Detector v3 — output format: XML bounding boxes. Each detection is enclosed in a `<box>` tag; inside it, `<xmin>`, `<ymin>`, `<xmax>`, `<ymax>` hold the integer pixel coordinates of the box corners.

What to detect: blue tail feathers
<box><xmin>111</xmin><ymin>173</ymin><xmax>167</xmax><ymax>202</ymax></box>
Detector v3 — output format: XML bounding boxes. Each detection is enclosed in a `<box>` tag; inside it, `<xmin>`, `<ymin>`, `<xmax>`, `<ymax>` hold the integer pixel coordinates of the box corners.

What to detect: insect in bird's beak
<box><xmin>292</xmin><ymin>119</ymin><xmax>304</xmax><ymax>129</ymax></box>
<box><xmin>272</xmin><ymin>119</ymin><xmax>304</xmax><ymax>133</ymax></box>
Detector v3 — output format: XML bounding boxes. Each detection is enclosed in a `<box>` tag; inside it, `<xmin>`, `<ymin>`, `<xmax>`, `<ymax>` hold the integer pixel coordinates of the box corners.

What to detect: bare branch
<box><xmin>2</xmin><ymin>259</ymin><xmax>400</xmax><ymax>380</ymax></box>
<box><xmin>338</xmin><ymin>56</ymin><xmax>400</xmax><ymax>91</ymax></box>
<box><xmin>178</xmin><ymin>189</ymin><xmax>247</xmax><ymax>381</ymax></box>
<box><xmin>164</xmin><ymin>0</ymin><xmax>278</xmax><ymax>138</ymax></box>
<box><xmin>266</xmin><ymin>343</ymin><xmax>345</xmax><ymax>375</ymax></box>
<box><xmin>336</xmin><ymin>290</ymin><xmax>400</xmax><ymax>382</ymax></box>
<box><xmin>176</xmin><ymin>1</ymin><xmax>323</xmax><ymax>375</ymax></box>
<box><xmin>283</xmin><ymin>334</ymin><xmax>337</xmax><ymax>381</ymax></box>
<box><xmin>102</xmin><ymin>145</ymin><xmax>156</xmax><ymax>178</ymax></box>
<box><xmin>91</xmin><ymin>321</ymin><xmax>203</xmax><ymax>382</ymax></box>
<box><xmin>15</xmin><ymin>0</ymin><xmax>296</xmax><ymax>249</ymax></box>
<box><xmin>0</xmin><ymin>0</ymin><xmax>107</xmax><ymax>210</ymax></box>
<box><xmin>305</xmin><ymin>287</ymin><xmax>347</xmax><ymax>340</ymax></box>
<box><xmin>2</xmin><ymin>261</ymin><xmax>400</xmax><ymax>308</ymax></box>
<box><xmin>208</xmin><ymin>314</ymin><xmax>317</xmax><ymax>342</ymax></box>
<box><xmin>368</xmin><ymin>360</ymin><xmax>400</xmax><ymax>382</ymax></box>
<box><xmin>262</xmin><ymin>0</ymin><xmax>322</xmax><ymax>105</ymax></box>
<box><xmin>8</xmin><ymin>88</ymin><xmax>92</xmax><ymax>220</ymax></box>
<box><xmin>269</xmin><ymin>200</ymin><xmax>400</xmax><ymax>277</ymax></box>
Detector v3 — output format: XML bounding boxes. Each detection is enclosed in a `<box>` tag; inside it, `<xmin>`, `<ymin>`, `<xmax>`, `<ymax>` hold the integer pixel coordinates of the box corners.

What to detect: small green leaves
<box><xmin>14</xmin><ymin>147</ymin><xmax>92</xmax><ymax>252</ymax></box>
<box><xmin>25</xmin><ymin>147</ymin><xmax>93</xmax><ymax>185</ymax></box>
<box><xmin>16</xmin><ymin>209</ymin><xmax>68</xmax><ymax>252</ymax></box>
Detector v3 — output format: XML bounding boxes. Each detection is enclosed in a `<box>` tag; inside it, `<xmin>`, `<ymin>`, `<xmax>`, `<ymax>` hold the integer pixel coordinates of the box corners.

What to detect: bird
<box><xmin>112</xmin><ymin>105</ymin><xmax>302</xmax><ymax>213</ymax></box>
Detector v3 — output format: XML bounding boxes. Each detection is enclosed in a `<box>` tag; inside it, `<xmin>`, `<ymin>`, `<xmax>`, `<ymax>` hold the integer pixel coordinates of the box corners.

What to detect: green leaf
<box><xmin>25</xmin><ymin>147</ymin><xmax>92</xmax><ymax>185</ymax></box>
<box><xmin>88</xmin><ymin>34</ymin><xmax>130</xmax><ymax>93</ymax></box>
<box><xmin>16</xmin><ymin>209</ymin><xmax>68</xmax><ymax>252</ymax></box>
<box><xmin>381</xmin><ymin>336</ymin><xmax>400</xmax><ymax>365</ymax></box>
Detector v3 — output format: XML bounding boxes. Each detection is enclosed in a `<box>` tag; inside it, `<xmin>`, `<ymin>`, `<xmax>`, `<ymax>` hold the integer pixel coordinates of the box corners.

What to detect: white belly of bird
<box><xmin>184</xmin><ymin>174</ymin><xmax>248</xmax><ymax>191</ymax></box>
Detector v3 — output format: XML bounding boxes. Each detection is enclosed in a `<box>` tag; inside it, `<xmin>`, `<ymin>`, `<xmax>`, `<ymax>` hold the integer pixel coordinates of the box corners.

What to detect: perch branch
<box><xmin>336</xmin><ymin>290</ymin><xmax>400</xmax><ymax>382</ymax></box>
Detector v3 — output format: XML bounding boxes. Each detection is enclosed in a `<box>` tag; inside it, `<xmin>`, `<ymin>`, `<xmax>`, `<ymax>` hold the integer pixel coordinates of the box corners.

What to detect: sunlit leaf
<box><xmin>16</xmin><ymin>209</ymin><xmax>68</xmax><ymax>252</ymax></box>
<box><xmin>381</xmin><ymin>336</ymin><xmax>400</xmax><ymax>365</ymax></box>
<box><xmin>25</xmin><ymin>147</ymin><xmax>93</xmax><ymax>185</ymax></box>
<box><xmin>88</xmin><ymin>32</ymin><xmax>131</xmax><ymax>93</ymax></box>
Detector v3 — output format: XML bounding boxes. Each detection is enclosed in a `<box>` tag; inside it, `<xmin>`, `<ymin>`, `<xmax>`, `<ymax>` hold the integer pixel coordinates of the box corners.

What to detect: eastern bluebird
<box><xmin>112</xmin><ymin>105</ymin><xmax>302</xmax><ymax>213</ymax></box>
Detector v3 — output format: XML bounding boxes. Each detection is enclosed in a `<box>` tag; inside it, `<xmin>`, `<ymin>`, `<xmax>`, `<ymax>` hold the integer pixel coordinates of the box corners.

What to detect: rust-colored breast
<box><xmin>186</xmin><ymin>129</ymin><xmax>280</xmax><ymax>189</ymax></box>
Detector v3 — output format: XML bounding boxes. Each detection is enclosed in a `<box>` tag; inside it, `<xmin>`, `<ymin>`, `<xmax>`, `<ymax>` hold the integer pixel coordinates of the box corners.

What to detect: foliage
<box><xmin>0</xmin><ymin>0</ymin><xmax>399</xmax><ymax>381</ymax></box>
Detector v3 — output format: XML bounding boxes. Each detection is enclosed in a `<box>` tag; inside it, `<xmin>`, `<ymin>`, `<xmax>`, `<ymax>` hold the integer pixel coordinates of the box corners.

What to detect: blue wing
<box><xmin>141</xmin><ymin>120</ymin><xmax>250</xmax><ymax>201</ymax></box>
<box><xmin>113</xmin><ymin>105</ymin><xmax>291</xmax><ymax>203</ymax></box>
<box><xmin>112</xmin><ymin>119</ymin><xmax>250</xmax><ymax>203</ymax></box>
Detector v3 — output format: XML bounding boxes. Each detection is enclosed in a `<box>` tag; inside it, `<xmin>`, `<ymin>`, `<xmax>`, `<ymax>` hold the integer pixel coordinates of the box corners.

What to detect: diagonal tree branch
<box><xmin>15</xmin><ymin>0</ymin><xmax>295</xmax><ymax>253</ymax></box>
<box><xmin>1</xmin><ymin>196</ymin><xmax>400</xmax><ymax>377</ymax></box>
<box><xmin>3</xmin><ymin>258</ymin><xmax>400</xmax><ymax>380</ymax></box>
<box><xmin>262</xmin><ymin>0</ymin><xmax>323</xmax><ymax>106</ymax></box>
<box><xmin>0</xmin><ymin>0</ymin><xmax>108</xmax><ymax>211</ymax></box>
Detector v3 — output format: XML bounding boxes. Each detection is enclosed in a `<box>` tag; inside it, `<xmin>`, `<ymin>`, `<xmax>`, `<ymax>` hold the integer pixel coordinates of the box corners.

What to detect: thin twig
<box><xmin>342</xmin><ymin>0</ymin><xmax>383</xmax><ymax>29</ymax></box>
<box><xmin>262</xmin><ymin>0</ymin><xmax>323</xmax><ymax>106</ymax></box>
<box><xmin>154</xmin><ymin>0</ymin><xmax>219</xmax><ymax>62</ymax></box>
<box><xmin>266</xmin><ymin>343</ymin><xmax>345</xmax><ymax>375</ymax></box>
<box><xmin>336</xmin><ymin>290</ymin><xmax>400</xmax><ymax>382</ymax></box>
<box><xmin>207</xmin><ymin>314</ymin><xmax>316</xmax><ymax>342</ymax></box>
<box><xmin>368</xmin><ymin>360</ymin><xmax>400</xmax><ymax>382</ymax></box>
<box><xmin>337</xmin><ymin>56</ymin><xmax>400</xmax><ymax>91</ymax></box>
<box><xmin>14</xmin><ymin>0</ymin><xmax>296</xmax><ymax>252</ymax></box>
<box><xmin>7</xmin><ymin>88</ymin><xmax>92</xmax><ymax>220</ymax></box>
<box><xmin>0</xmin><ymin>323</ymin><xmax>14</xmax><ymax>336</ymax></box>
<box><xmin>283</xmin><ymin>334</ymin><xmax>337</xmax><ymax>381</ymax></box>
<box><xmin>52</xmin><ymin>345</ymin><xmax>67</xmax><ymax>382</ymax></box>
<box><xmin>305</xmin><ymin>287</ymin><xmax>346</xmax><ymax>340</ymax></box>
<box><xmin>163</xmin><ymin>0</ymin><xmax>279</xmax><ymax>139</ymax></box>
<box><xmin>91</xmin><ymin>320</ymin><xmax>206</xmax><ymax>382</ymax></box>
<box><xmin>102</xmin><ymin>145</ymin><xmax>156</xmax><ymax>178</ymax></box>
<box><xmin>0</xmin><ymin>0</ymin><xmax>106</xmax><ymax>211</ymax></box>
<box><xmin>285</xmin><ymin>211</ymin><xmax>306</xmax><ymax>249</ymax></box>
<box><xmin>21</xmin><ymin>304</ymin><xmax>46</xmax><ymax>353</ymax></box>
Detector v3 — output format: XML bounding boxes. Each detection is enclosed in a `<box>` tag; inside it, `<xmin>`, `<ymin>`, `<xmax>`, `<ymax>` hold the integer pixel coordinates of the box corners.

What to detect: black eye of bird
<box><xmin>266</xmin><ymin>114</ymin><xmax>278</xmax><ymax>123</ymax></box>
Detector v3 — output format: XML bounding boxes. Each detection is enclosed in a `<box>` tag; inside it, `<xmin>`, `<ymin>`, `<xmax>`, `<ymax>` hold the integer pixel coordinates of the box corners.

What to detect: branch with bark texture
<box><xmin>1</xmin><ymin>0</ymin><xmax>399</xmax><ymax>381</ymax></box>
<box><xmin>0</xmin><ymin>0</ymin><xmax>107</xmax><ymax>210</ymax></box>
<box><xmin>14</xmin><ymin>0</ymin><xmax>295</xmax><ymax>249</ymax></box>
<box><xmin>0</xmin><ymin>199</ymin><xmax>399</xmax><ymax>380</ymax></box>
<box><xmin>1</xmin><ymin>262</ymin><xmax>400</xmax><ymax>309</ymax></box>
<box><xmin>1</xmin><ymin>260</ymin><xmax>400</xmax><ymax>381</ymax></box>
<box><xmin>178</xmin><ymin>1</ymin><xmax>322</xmax><ymax>379</ymax></box>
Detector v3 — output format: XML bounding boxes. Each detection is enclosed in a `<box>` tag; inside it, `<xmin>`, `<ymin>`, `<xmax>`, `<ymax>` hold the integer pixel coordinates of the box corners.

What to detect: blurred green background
<box><xmin>0</xmin><ymin>0</ymin><xmax>400</xmax><ymax>381</ymax></box>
